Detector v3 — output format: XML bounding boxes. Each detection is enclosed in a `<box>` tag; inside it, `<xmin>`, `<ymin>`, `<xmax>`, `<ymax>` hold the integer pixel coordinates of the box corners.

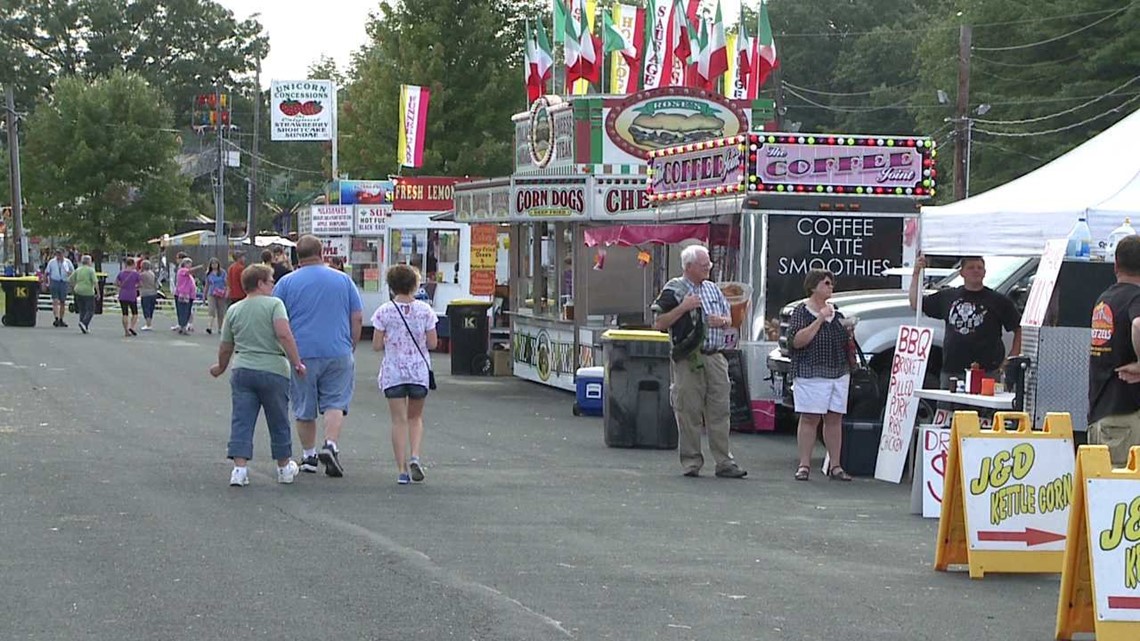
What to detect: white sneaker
<box><xmin>277</xmin><ymin>460</ymin><xmax>299</xmax><ymax>484</ymax></box>
<box><xmin>141</xmin><ymin>326</ymin><xmax>152</xmax><ymax>332</ymax></box>
<box><xmin>229</xmin><ymin>467</ymin><xmax>249</xmax><ymax>487</ymax></box>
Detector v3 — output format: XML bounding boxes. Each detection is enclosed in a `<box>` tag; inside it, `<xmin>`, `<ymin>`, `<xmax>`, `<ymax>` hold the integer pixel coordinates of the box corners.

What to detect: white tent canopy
<box><xmin>922</xmin><ymin>107</ymin><xmax>1140</xmax><ymax>256</ymax></box>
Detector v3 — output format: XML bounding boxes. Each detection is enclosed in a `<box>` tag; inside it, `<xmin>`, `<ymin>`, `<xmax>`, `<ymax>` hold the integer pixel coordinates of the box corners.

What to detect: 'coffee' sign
<box><xmin>512</xmin><ymin>181</ymin><xmax>587</xmax><ymax>219</ymax></box>
<box><xmin>647</xmin><ymin>138</ymin><xmax>745</xmax><ymax>203</ymax></box>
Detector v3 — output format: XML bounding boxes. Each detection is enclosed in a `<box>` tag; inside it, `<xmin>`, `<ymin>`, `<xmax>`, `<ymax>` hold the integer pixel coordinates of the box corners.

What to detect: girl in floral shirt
<box><xmin>371</xmin><ymin>264</ymin><xmax>438</xmax><ymax>485</ymax></box>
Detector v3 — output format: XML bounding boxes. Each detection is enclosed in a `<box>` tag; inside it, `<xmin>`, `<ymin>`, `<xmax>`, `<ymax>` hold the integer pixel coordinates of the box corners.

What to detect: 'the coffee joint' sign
<box><xmin>749</xmin><ymin>134</ymin><xmax>936</xmax><ymax>197</ymax></box>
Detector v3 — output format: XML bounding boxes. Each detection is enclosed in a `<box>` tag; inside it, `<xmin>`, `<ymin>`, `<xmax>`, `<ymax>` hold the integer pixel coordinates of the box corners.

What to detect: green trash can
<box><xmin>446</xmin><ymin>299</ymin><xmax>493</xmax><ymax>375</ymax></box>
<box><xmin>0</xmin><ymin>276</ymin><xmax>42</xmax><ymax>327</ymax></box>
<box><xmin>601</xmin><ymin>330</ymin><xmax>678</xmax><ymax>449</ymax></box>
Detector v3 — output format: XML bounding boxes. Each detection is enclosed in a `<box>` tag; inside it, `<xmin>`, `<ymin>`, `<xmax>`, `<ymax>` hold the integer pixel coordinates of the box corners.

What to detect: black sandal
<box><xmin>794</xmin><ymin>465</ymin><xmax>810</xmax><ymax>481</ymax></box>
<box><xmin>827</xmin><ymin>465</ymin><xmax>853</xmax><ymax>482</ymax></box>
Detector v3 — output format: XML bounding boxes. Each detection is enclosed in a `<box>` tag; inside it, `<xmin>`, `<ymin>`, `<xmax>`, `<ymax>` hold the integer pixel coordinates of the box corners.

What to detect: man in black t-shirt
<box><xmin>1089</xmin><ymin>235</ymin><xmax>1140</xmax><ymax>466</ymax></box>
<box><xmin>910</xmin><ymin>256</ymin><xmax>1022</xmax><ymax>386</ymax></box>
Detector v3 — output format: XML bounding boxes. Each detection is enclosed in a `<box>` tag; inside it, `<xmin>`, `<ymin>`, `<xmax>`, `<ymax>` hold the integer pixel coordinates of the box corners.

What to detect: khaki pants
<box><xmin>1088</xmin><ymin>410</ymin><xmax>1140</xmax><ymax>467</ymax></box>
<box><xmin>670</xmin><ymin>352</ymin><xmax>734</xmax><ymax>472</ymax></box>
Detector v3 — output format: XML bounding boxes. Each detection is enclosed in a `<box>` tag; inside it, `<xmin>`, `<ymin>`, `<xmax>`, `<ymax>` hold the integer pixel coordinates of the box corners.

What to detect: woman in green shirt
<box><xmin>68</xmin><ymin>255</ymin><xmax>98</xmax><ymax>334</ymax></box>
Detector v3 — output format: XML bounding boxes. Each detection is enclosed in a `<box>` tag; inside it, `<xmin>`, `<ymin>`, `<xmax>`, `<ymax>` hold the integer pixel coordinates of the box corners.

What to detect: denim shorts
<box><xmin>291</xmin><ymin>354</ymin><xmax>355</xmax><ymax>421</ymax></box>
<box><xmin>49</xmin><ymin>280</ymin><xmax>69</xmax><ymax>301</ymax></box>
<box><xmin>383</xmin><ymin>384</ymin><xmax>428</xmax><ymax>400</ymax></box>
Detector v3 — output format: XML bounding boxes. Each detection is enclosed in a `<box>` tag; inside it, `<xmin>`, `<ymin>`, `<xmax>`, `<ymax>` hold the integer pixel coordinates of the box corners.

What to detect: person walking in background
<box><xmin>68</xmin><ymin>255</ymin><xmax>98</xmax><ymax>334</ymax></box>
<box><xmin>138</xmin><ymin>259</ymin><xmax>159</xmax><ymax>331</ymax></box>
<box><xmin>204</xmin><ymin>258</ymin><xmax>228</xmax><ymax>335</ymax></box>
<box><xmin>115</xmin><ymin>257</ymin><xmax>142</xmax><ymax>337</ymax></box>
<box><xmin>45</xmin><ymin>248</ymin><xmax>74</xmax><ymax>327</ymax></box>
<box><xmin>210</xmin><ymin>264</ymin><xmax>307</xmax><ymax>487</ymax></box>
<box><xmin>274</xmin><ymin>235</ymin><xmax>363</xmax><ymax>478</ymax></box>
<box><xmin>1089</xmin><ymin>235</ymin><xmax>1140</xmax><ymax>466</ymax></box>
<box><xmin>174</xmin><ymin>258</ymin><xmax>204</xmax><ymax>335</ymax></box>
<box><xmin>787</xmin><ymin>270</ymin><xmax>854</xmax><ymax>482</ymax></box>
<box><xmin>271</xmin><ymin>246</ymin><xmax>292</xmax><ymax>282</ymax></box>
<box><xmin>652</xmin><ymin>245</ymin><xmax>747</xmax><ymax>480</ymax></box>
<box><xmin>226</xmin><ymin>251</ymin><xmax>247</xmax><ymax>307</ymax></box>
<box><xmin>371</xmin><ymin>264</ymin><xmax>438</xmax><ymax>485</ymax></box>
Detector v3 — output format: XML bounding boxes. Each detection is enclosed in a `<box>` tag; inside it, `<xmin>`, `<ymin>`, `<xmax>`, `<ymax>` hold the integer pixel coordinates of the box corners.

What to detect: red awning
<box><xmin>583</xmin><ymin>224</ymin><xmax>710</xmax><ymax>248</ymax></box>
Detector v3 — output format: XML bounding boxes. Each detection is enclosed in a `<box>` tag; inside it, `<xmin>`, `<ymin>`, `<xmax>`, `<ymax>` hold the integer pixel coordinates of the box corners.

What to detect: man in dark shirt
<box><xmin>910</xmin><ymin>255</ymin><xmax>1022</xmax><ymax>387</ymax></box>
<box><xmin>1089</xmin><ymin>235</ymin><xmax>1140</xmax><ymax>466</ymax></box>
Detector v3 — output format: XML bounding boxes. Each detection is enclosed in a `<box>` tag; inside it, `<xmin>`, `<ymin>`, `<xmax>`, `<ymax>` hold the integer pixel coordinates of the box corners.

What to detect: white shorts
<box><xmin>793</xmin><ymin>374</ymin><xmax>850</xmax><ymax>415</ymax></box>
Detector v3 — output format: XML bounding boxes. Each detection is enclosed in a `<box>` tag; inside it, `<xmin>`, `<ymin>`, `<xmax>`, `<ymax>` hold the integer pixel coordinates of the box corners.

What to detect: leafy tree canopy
<box><xmin>21</xmin><ymin>71</ymin><xmax>191</xmax><ymax>251</ymax></box>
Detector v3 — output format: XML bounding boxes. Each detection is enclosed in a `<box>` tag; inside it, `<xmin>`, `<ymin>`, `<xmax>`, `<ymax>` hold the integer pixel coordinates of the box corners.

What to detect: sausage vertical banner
<box><xmin>398</xmin><ymin>84</ymin><xmax>430</xmax><ymax>168</ymax></box>
<box><xmin>875</xmin><ymin>324</ymin><xmax>934</xmax><ymax>483</ymax></box>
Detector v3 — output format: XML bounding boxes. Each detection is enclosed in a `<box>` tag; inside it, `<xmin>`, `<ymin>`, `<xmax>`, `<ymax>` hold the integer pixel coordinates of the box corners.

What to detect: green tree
<box><xmin>22</xmin><ymin>72</ymin><xmax>191</xmax><ymax>254</ymax></box>
<box><xmin>339</xmin><ymin>0</ymin><xmax>536</xmax><ymax>179</ymax></box>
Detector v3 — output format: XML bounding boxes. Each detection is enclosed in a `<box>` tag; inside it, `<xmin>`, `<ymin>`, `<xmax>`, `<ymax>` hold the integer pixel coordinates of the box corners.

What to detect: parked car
<box><xmin>766</xmin><ymin>256</ymin><xmax>1039</xmax><ymax>421</ymax></box>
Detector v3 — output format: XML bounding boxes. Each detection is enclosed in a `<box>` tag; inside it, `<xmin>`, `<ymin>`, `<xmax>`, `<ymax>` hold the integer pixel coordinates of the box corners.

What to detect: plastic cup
<box><xmin>718</xmin><ymin>281</ymin><xmax>753</xmax><ymax>330</ymax></box>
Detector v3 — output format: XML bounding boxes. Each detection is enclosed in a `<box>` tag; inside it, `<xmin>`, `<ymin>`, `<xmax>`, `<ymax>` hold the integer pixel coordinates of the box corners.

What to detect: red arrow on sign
<box><xmin>1107</xmin><ymin>596</ymin><xmax>1140</xmax><ymax>610</ymax></box>
<box><xmin>977</xmin><ymin>528</ymin><xmax>1066</xmax><ymax>547</ymax></box>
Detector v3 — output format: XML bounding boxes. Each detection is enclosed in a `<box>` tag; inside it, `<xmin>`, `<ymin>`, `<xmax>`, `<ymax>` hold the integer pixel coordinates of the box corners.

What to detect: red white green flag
<box><xmin>705</xmin><ymin>0</ymin><xmax>728</xmax><ymax>89</ymax></box>
<box><xmin>731</xmin><ymin>3</ymin><xmax>754</xmax><ymax>99</ymax></box>
<box><xmin>535</xmin><ymin>19</ymin><xmax>554</xmax><ymax>89</ymax></box>
<box><xmin>754</xmin><ymin>0</ymin><xmax>779</xmax><ymax>90</ymax></box>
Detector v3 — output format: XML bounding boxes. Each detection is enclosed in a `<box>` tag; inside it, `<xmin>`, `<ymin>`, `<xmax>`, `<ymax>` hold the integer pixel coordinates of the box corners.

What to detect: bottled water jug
<box><xmin>1066</xmin><ymin>216</ymin><xmax>1092</xmax><ymax>260</ymax></box>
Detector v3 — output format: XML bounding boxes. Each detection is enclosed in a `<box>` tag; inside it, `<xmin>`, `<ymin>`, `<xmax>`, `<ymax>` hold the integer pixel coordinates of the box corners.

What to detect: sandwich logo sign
<box><xmin>606</xmin><ymin>87</ymin><xmax>749</xmax><ymax>160</ymax></box>
<box><xmin>270</xmin><ymin>80</ymin><xmax>334</xmax><ymax>141</ymax></box>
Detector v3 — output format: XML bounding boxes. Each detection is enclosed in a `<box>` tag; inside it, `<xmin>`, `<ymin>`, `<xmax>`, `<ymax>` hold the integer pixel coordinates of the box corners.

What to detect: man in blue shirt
<box><xmin>274</xmin><ymin>235</ymin><xmax>364</xmax><ymax>477</ymax></box>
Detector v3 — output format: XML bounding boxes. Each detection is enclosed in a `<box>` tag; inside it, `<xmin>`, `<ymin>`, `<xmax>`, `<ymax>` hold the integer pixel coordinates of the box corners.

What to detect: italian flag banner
<box><xmin>398</xmin><ymin>84</ymin><xmax>430</xmax><ymax>168</ymax></box>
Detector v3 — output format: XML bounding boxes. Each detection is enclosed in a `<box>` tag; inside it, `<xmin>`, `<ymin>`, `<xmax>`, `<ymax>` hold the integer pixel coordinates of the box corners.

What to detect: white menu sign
<box><xmin>875</xmin><ymin>325</ymin><xmax>933</xmax><ymax>483</ymax></box>
<box><xmin>355</xmin><ymin>205</ymin><xmax>390</xmax><ymax>236</ymax></box>
<box><xmin>311</xmin><ymin>205</ymin><xmax>353</xmax><ymax>235</ymax></box>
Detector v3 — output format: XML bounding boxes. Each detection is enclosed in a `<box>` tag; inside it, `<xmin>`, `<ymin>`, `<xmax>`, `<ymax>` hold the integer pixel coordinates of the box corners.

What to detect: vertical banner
<box><xmin>572</xmin><ymin>0</ymin><xmax>598</xmax><ymax>95</ymax></box>
<box><xmin>398</xmin><ymin>85</ymin><xmax>431</xmax><ymax>168</ymax></box>
<box><xmin>469</xmin><ymin>224</ymin><xmax>498</xmax><ymax>296</ymax></box>
<box><xmin>643</xmin><ymin>0</ymin><xmax>669</xmax><ymax>90</ymax></box>
<box><xmin>875</xmin><ymin>325</ymin><xmax>934</xmax><ymax>483</ymax></box>
<box><xmin>609</xmin><ymin>4</ymin><xmax>645</xmax><ymax>94</ymax></box>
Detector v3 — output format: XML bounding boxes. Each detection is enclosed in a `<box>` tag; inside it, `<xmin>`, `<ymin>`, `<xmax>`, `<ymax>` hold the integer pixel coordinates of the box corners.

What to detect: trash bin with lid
<box><xmin>0</xmin><ymin>276</ymin><xmax>42</xmax><ymax>327</ymax></box>
<box><xmin>446</xmin><ymin>299</ymin><xmax>493</xmax><ymax>375</ymax></box>
<box><xmin>601</xmin><ymin>330</ymin><xmax>677</xmax><ymax>449</ymax></box>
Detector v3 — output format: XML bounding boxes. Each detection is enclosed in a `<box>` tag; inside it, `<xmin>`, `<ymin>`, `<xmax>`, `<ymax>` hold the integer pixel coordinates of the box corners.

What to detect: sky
<box><xmin>218</xmin><ymin>0</ymin><xmax>748</xmax><ymax>85</ymax></box>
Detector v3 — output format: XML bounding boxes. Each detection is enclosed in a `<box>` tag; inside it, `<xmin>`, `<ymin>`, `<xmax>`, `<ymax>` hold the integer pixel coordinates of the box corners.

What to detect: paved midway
<box><xmin>2</xmin><ymin>310</ymin><xmax>1059</xmax><ymax>640</ymax></box>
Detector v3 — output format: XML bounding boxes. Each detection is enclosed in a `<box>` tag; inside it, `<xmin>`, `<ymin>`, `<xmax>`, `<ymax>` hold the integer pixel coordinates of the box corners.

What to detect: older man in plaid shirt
<box><xmin>653</xmin><ymin>245</ymin><xmax>747</xmax><ymax>479</ymax></box>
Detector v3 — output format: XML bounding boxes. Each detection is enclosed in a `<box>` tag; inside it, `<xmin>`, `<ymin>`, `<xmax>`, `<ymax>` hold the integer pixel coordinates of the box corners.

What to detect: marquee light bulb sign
<box><xmin>746</xmin><ymin>134</ymin><xmax>937</xmax><ymax>197</ymax></box>
<box><xmin>645</xmin><ymin>135</ymin><xmax>749</xmax><ymax>203</ymax></box>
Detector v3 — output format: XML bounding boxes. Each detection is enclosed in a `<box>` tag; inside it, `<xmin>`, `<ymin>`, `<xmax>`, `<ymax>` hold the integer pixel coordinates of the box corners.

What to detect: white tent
<box><xmin>922</xmin><ymin>107</ymin><xmax>1140</xmax><ymax>256</ymax></box>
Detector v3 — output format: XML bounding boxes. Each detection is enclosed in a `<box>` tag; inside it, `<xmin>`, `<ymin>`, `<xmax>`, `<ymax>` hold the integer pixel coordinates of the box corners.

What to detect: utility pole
<box><xmin>953</xmin><ymin>24</ymin><xmax>972</xmax><ymax>202</ymax></box>
<box><xmin>215</xmin><ymin>82</ymin><xmax>226</xmax><ymax>258</ymax></box>
<box><xmin>5</xmin><ymin>86</ymin><xmax>27</xmax><ymax>275</ymax></box>
<box><xmin>249</xmin><ymin>59</ymin><xmax>261</xmax><ymax>239</ymax></box>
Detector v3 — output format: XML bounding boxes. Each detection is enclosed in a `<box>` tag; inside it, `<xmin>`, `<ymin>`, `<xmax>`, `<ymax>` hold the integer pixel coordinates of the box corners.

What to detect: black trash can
<box><xmin>0</xmin><ymin>276</ymin><xmax>42</xmax><ymax>327</ymax></box>
<box><xmin>446</xmin><ymin>299</ymin><xmax>492</xmax><ymax>375</ymax></box>
<box><xmin>601</xmin><ymin>330</ymin><xmax>678</xmax><ymax>449</ymax></box>
<box><xmin>94</xmin><ymin>273</ymin><xmax>108</xmax><ymax>315</ymax></box>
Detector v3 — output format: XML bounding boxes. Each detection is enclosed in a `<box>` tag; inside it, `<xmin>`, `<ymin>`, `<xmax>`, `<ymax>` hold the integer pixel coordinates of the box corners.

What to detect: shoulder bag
<box><xmin>846</xmin><ymin>331</ymin><xmax>882</xmax><ymax>419</ymax></box>
<box><xmin>395</xmin><ymin>302</ymin><xmax>437</xmax><ymax>390</ymax></box>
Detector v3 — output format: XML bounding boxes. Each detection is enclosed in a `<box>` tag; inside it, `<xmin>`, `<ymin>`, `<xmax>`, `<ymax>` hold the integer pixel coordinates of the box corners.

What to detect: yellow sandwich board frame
<box><xmin>1056</xmin><ymin>445</ymin><xmax>1140</xmax><ymax>641</ymax></box>
<box><xmin>934</xmin><ymin>410</ymin><xmax>1074</xmax><ymax>578</ymax></box>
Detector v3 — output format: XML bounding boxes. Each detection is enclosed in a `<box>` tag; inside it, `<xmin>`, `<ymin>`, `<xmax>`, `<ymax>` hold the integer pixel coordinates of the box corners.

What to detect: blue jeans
<box><xmin>227</xmin><ymin>368</ymin><xmax>293</xmax><ymax>461</ymax></box>
<box><xmin>175</xmin><ymin>297</ymin><xmax>193</xmax><ymax>328</ymax></box>
<box><xmin>141</xmin><ymin>295</ymin><xmax>157</xmax><ymax>320</ymax></box>
<box><xmin>74</xmin><ymin>294</ymin><xmax>95</xmax><ymax>327</ymax></box>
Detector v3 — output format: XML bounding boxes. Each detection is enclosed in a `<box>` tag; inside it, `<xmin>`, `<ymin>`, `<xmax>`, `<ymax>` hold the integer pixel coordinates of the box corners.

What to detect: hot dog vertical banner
<box><xmin>398</xmin><ymin>85</ymin><xmax>431</xmax><ymax>168</ymax></box>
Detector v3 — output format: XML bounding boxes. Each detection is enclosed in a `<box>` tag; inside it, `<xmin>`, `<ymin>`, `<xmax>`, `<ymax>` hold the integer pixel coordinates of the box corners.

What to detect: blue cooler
<box><xmin>573</xmin><ymin>366</ymin><xmax>605</xmax><ymax>417</ymax></box>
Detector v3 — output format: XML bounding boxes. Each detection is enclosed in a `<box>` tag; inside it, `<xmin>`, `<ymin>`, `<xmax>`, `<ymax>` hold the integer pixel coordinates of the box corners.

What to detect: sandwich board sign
<box><xmin>1056</xmin><ymin>446</ymin><xmax>1140</xmax><ymax>641</ymax></box>
<box><xmin>934</xmin><ymin>411</ymin><xmax>1075</xmax><ymax>579</ymax></box>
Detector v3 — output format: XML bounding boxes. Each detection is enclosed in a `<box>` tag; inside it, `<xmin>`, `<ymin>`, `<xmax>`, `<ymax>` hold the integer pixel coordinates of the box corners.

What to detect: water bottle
<box><xmin>1066</xmin><ymin>215</ymin><xmax>1092</xmax><ymax>260</ymax></box>
<box><xmin>1106</xmin><ymin>217</ymin><xmax>1136</xmax><ymax>260</ymax></box>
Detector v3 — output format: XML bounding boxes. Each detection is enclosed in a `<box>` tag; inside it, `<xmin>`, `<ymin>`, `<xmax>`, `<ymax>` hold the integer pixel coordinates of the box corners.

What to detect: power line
<box><xmin>784</xmin><ymin>79</ymin><xmax>919</xmax><ymax>97</ymax></box>
<box><xmin>971</xmin><ymin>139</ymin><xmax>1046</xmax><ymax>163</ymax></box>
<box><xmin>783</xmin><ymin>91</ymin><xmax>1140</xmax><ymax>112</ymax></box>
<box><xmin>973</xmin><ymin>75</ymin><xmax>1140</xmax><ymax>125</ymax></box>
<box><xmin>973</xmin><ymin>94</ymin><xmax>1140</xmax><ymax>137</ymax></box>
<box><xmin>973</xmin><ymin>3</ymin><xmax>1135</xmax><ymax>52</ymax></box>
<box><xmin>974</xmin><ymin>54</ymin><xmax>1082</xmax><ymax>68</ymax></box>
<box><xmin>775</xmin><ymin>6</ymin><xmax>1131</xmax><ymax>39</ymax></box>
<box><xmin>783</xmin><ymin>85</ymin><xmax>913</xmax><ymax>113</ymax></box>
<box><xmin>223</xmin><ymin>139</ymin><xmax>326</xmax><ymax>177</ymax></box>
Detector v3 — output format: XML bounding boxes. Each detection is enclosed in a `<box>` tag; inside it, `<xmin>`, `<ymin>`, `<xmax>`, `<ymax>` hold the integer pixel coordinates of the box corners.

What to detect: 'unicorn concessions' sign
<box><xmin>750</xmin><ymin>134</ymin><xmax>936</xmax><ymax>198</ymax></box>
<box><xmin>646</xmin><ymin>137</ymin><xmax>746</xmax><ymax>203</ymax></box>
